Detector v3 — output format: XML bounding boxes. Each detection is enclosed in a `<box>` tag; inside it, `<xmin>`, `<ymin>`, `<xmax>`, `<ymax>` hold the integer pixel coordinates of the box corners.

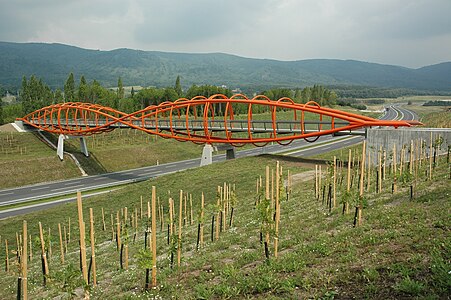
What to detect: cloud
<box><xmin>0</xmin><ymin>0</ymin><xmax>450</xmax><ymax>67</ymax></box>
<box><xmin>133</xmin><ymin>0</ymin><xmax>273</xmax><ymax>44</ymax></box>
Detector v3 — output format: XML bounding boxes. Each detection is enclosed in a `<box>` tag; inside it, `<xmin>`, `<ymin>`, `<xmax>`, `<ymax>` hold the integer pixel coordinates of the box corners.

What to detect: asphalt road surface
<box><xmin>0</xmin><ymin>105</ymin><xmax>416</xmax><ymax>218</ymax></box>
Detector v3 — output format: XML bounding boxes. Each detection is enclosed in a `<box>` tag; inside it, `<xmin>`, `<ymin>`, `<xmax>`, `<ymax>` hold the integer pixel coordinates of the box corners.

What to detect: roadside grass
<box><xmin>0</xmin><ymin>132</ymin><xmax>80</xmax><ymax>188</ymax></box>
<box><xmin>0</xmin><ymin>150</ymin><xmax>449</xmax><ymax>299</ymax></box>
<box><xmin>418</xmin><ymin>110</ymin><xmax>451</xmax><ymax>128</ymax></box>
<box><xmin>43</xmin><ymin>130</ymin><xmax>205</xmax><ymax>174</ymax></box>
<box><xmin>358</xmin><ymin>95</ymin><xmax>450</xmax><ymax>104</ymax></box>
<box><xmin>306</xmin><ymin>141</ymin><xmax>363</xmax><ymax>161</ymax></box>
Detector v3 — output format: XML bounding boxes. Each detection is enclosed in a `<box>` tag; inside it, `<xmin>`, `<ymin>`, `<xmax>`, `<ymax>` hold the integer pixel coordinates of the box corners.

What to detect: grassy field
<box><xmin>407</xmin><ymin>105</ymin><xmax>451</xmax><ymax>128</ymax></box>
<box><xmin>358</xmin><ymin>95</ymin><xmax>451</xmax><ymax>104</ymax></box>
<box><xmin>48</xmin><ymin>129</ymin><xmax>205</xmax><ymax>173</ymax></box>
<box><xmin>0</xmin><ymin>147</ymin><xmax>449</xmax><ymax>299</ymax></box>
<box><xmin>0</xmin><ymin>132</ymin><xmax>81</xmax><ymax>188</ymax></box>
<box><xmin>420</xmin><ymin>110</ymin><xmax>451</xmax><ymax>128</ymax></box>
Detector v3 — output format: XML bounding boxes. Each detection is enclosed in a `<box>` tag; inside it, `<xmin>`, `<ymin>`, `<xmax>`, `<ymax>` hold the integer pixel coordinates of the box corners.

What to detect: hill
<box><xmin>0</xmin><ymin>150</ymin><xmax>449</xmax><ymax>299</ymax></box>
<box><xmin>0</xmin><ymin>41</ymin><xmax>450</xmax><ymax>91</ymax></box>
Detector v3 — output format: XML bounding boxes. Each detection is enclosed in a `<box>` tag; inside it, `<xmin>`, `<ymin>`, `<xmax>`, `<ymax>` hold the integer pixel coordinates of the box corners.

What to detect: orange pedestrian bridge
<box><xmin>17</xmin><ymin>94</ymin><xmax>420</xmax><ymax>165</ymax></box>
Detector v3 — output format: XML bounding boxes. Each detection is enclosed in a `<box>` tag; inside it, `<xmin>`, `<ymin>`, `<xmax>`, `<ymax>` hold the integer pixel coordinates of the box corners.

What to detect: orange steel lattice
<box><xmin>19</xmin><ymin>94</ymin><xmax>421</xmax><ymax>147</ymax></box>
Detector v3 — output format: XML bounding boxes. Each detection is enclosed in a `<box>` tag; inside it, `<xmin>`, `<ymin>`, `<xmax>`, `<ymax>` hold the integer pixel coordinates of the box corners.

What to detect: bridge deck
<box><xmin>31</xmin><ymin>119</ymin><xmax>366</xmax><ymax>135</ymax></box>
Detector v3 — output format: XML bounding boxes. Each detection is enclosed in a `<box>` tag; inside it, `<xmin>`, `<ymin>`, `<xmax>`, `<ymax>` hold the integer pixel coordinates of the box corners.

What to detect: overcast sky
<box><xmin>1</xmin><ymin>0</ymin><xmax>450</xmax><ymax>68</ymax></box>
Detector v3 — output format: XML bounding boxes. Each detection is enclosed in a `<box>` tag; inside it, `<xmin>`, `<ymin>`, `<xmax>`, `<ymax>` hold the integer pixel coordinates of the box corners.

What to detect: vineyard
<box><xmin>0</xmin><ymin>135</ymin><xmax>450</xmax><ymax>299</ymax></box>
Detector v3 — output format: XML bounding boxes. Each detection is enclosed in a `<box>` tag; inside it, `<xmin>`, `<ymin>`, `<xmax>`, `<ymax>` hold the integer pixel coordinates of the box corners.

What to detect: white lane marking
<box><xmin>93</xmin><ymin>177</ymin><xmax>105</xmax><ymax>181</ymax></box>
<box><xmin>30</xmin><ymin>186</ymin><xmax>48</xmax><ymax>191</ymax></box>
<box><xmin>0</xmin><ymin>192</ymin><xmax>14</xmax><ymax>196</ymax></box>
<box><xmin>51</xmin><ymin>185</ymin><xmax>84</xmax><ymax>192</ymax></box>
<box><xmin>139</xmin><ymin>172</ymin><xmax>158</xmax><ymax>176</ymax></box>
<box><xmin>64</xmin><ymin>181</ymin><xmax>81</xmax><ymax>186</ymax></box>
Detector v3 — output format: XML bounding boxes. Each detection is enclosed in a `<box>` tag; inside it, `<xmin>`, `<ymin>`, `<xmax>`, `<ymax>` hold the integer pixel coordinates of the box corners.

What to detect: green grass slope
<box><xmin>0</xmin><ymin>132</ymin><xmax>81</xmax><ymax>188</ymax></box>
<box><xmin>0</xmin><ymin>151</ymin><xmax>449</xmax><ymax>299</ymax></box>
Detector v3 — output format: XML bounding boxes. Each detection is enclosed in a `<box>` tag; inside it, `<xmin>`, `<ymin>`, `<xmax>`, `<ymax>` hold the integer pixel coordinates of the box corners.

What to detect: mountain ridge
<box><xmin>0</xmin><ymin>41</ymin><xmax>450</xmax><ymax>91</ymax></box>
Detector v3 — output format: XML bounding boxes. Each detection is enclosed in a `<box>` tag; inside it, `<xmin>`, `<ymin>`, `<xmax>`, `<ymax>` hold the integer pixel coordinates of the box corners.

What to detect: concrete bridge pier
<box><xmin>200</xmin><ymin>144</ymin><xmax>236</xmax><ymax>166</ymax></box>
<box><xmin>200</xmin><ymin>144</ymin><xmax>214</xmax><ymax>166</ymax></box>
<box><xmin>57</xmin><ymin>135</ymin><xmax>90</xmax><ymax>160</ymax></box>
<box><xmin>217</xmin><ymin>144</ymin><xmax>236</xmax><ymax>160</ymax></box>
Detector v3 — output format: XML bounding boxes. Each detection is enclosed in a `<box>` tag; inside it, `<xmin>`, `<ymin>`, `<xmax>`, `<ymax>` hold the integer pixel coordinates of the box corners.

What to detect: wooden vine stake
<box><xmin>58</xmin><ymin>223</ymin><xmax>64</xmax><ymax>264</ymax></box>
<box><xmin>177</xmin><ymin>190</ymin><xmax>183</xmax><ymax>267</ymax></box>
<box><xmin>110</xmin><ymin>214</ymin><xmax>114</xmax><ymax>241</ymax></box>
<box><xmin>200</xmin><ymin>192</ymin><xmax>205</xmax><ymax>247</ymax></box>
<box><xmin>116</xmin><ymin>211</ymin><xmax>121</xmax><ymax>252</ymax></box>
<box><xmin>333</xmin><ymin>156</ymin><xmax>337</xmax><ymax>208</ymax></box>
<box><xmin>169</xmin><ymin>198</ymin><xmax>174</xmax><ymax>243</ymax></box>
<box><xmin>76</xmin><ymin>191</ymin><xmax>88</xmax><ymax>293</ymax></box>
<box><xmin>318</xmin><ymin>165</ymin><xmax>322</xmax><ymax>199</ymax></box>
<box><xmin>22</xmin><ymin>221</ymin><xmax>28</xmax><ymax>300</ymax></box>
<box><xmin>400</xmin><ymin>147</ymin><xmax>404</xmax><ymax>175</ymax></box>
<box><xmin>315</xmin><ymin>165</ymin><xmax>319</xmax><ymax>199</ymax></box>
<box><xmin>48</xmin><ymin>228</ymin><xmax>52</xmax><ymax>259</ymax></box>
<box><xmin>266</xmin><ymin>166</ymin><xmax>270</xmax><ymax>200</ymax></box>
<box><xmin>124</xmin><ymin>207</ymin><xmax>129</xmax><ymax>270</ymax></box>
<box><xmin>190</xmin><ymin>194</ymin><xmax>194</xmax><ymax>226</ymax></box>
<box><xmin>409</xmin><ymin>140</ymin><xmax>414</xmax><ymax>174</ymax></box>
<box><xmin>346</xmin><ymin>149</ymin><xmax>351</xmax><ymax>214</ymax></box>
<box><xmin>357</xmin><ymin>141</ymin><xmax>366</xmax><ymax>226</ymax></box>
<box><xmin>38</xmin><ymin>222</ymin><xmax>49</xmax><ymax>286</ymax></box>
<box><xmin>215</xmin><ymin>187</ymin><xmax>220</xmax><ymax>241</ymax></box>
<box><xmin>222</xmin><ymin>184</ymin><xmax>227</xmax><ymax>232</ymax></box>
<box><xmin>140</xmin><ymin>196</ymin><xmax>143</xmax><ymax>219</ymax></box>
<box><xmin>378</xmin><ymin>147</ymin><xmax>382</xmax><ymax>193</ymax></box>
<box><xmin>393</xmin><ymin>144</ymin><xmax>397</xmax><ymax>193</ymax></box>
<box><xmin>5</xmin><ymin>239</ymin><xmax>9</xmax><ymax>272</ymax></box>
<box><xmin>183</xmin><ymin>194</ymin><xmax>187</xmax><ymax>227</ymax></box>
<box><xmin>68</xmin><ymin>217</ymin><xmax>71</xmax><ymax>244</ymax></box>
<box><xmin>366</xmin><ymin>151</ymin><xmax>371</xmax><ymax>192</ymax></box>
<box><xmin>151</xmin><ymin>186</ymin><xmax>157</xmax><ymax>287</ymax></box>
<box><xmin>89</xmin><ymin>208</ymin><xmax>97</xmax><ymax>286</ymax></box>
<box><xmin>274</xmin><ymin>161</ymin><xmax>280</xmax><ymax>258</ymax></box>
<box><xmin>101</xmin><ymin>207</ymin><xmax>106</xmax><ymax>231</ymax></box>
<box><xmin>429</xmin><ymin>132</ymin><xmax>433</xmax><ymax>180</ymax></box>
<box><xmin>271</xmin><ymin>169</ymin><xmax>274</xmax><ymax>211</ymax></box>
<box><xmin>29</xmin><ymin>235</ymin><xmax>33</xmax><ymax>261</ymax></box>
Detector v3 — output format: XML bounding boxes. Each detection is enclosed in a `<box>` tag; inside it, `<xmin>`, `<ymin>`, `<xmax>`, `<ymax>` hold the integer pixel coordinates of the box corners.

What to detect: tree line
<box><xmin>262</xmin><ymin>85</ymin><xmax>338</xmax><ymax>106</ymax></box>
<box><xmin>1</xmin><ymin>72</ymin><xmax>341</xmax><ymax>124</ymax></box>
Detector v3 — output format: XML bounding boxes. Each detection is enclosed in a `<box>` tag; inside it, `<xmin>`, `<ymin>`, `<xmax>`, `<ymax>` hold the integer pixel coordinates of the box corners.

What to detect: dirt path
<box><xmin>0</xmin><ymin>123</ymin><xmax>17</xmax><ymax>132</ymax></box>
<box><xmin>290</xmin><ymin>169</ymin><xmax>316</xmax><ymax>185</ymax></box>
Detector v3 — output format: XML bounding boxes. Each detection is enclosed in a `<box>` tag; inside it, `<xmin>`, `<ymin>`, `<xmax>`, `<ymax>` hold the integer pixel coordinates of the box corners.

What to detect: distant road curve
<box><xmin>287</xmin><ymin>104</ymin><xmax>418</xmax><ymax>157</ymax></box>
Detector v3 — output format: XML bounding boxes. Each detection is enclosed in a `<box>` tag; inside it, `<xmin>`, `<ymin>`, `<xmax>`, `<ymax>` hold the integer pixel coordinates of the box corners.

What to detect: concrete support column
<box><xmin>57</xmin><ymin>135</ymin><xmax>90</xmax><ymax>160</ymax></box>
<box><xmin>80</xmin><ymin>137</ymin><xmax>89</xmax><ymax>157</ymax></box>
<box><xmin>200</xmin><ymin>144</ymin><xmax>214</xmax><ymax>166</ymax></box>
<box><xmin>226</xmin><ymin>148</ymin><xmax>236</xmax><ymax>160</ymax></box>
<box><xmin>57</xmin><ymin>134</ymin><xmax>66</xmax><ymax>161</ymax></box>
<box><xmin>217</xmin><ymin>144</ymin><xmax>236</xmax><ymax>160</ymax></box>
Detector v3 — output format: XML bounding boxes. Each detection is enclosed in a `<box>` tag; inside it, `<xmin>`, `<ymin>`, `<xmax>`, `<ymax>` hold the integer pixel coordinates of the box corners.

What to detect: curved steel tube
<box><xmin>18</xmin><ymin>94</ymin><xmax>420</xmax><ymax>146</ymax></box>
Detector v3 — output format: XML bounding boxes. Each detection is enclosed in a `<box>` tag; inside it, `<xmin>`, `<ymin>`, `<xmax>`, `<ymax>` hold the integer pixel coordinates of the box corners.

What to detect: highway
<box><xmin>0</xmin><ymin>105</ymin><xmax>417</xmax><ymax>218</ymax></box>
<box><xmin>287</xmin><ymin>104</ymin><xmax>418</xmax><ymax>157</ymax></box>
